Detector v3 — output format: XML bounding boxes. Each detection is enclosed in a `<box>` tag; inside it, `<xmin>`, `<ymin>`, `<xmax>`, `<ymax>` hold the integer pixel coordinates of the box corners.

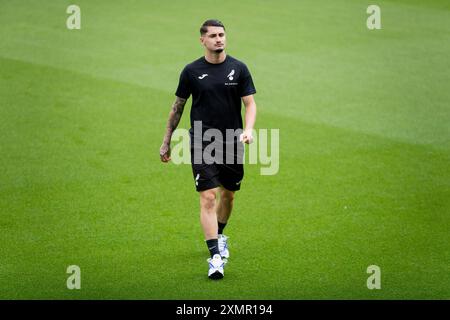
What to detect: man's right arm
<box><xmin>159</xmin><ymin>96</ymin><xmax>187</xmax><ymax>162</ymax></box>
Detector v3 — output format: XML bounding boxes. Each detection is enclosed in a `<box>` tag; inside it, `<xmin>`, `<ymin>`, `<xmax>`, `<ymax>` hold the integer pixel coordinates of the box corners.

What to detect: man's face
<box><xmin>200</xmin><ymin>26</ymin><xmax>226</xmax><ymax>53</ymax></box>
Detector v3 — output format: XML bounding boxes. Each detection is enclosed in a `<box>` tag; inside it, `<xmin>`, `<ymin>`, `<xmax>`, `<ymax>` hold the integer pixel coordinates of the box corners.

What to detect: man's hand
<box><xmin>240</xmin><ymin>129</ymin><xmax>254</xmax><ymax>144</ymax></box>
<box><xmin>160</xmin><ymin>142</ymin><xmax>171</xmax><ymax>162</ymax></box>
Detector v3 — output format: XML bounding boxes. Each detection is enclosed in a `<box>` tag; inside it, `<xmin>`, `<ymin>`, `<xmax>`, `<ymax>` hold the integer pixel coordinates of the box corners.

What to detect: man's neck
<box><xmin>204</xmin><ymin>51</ymin><xmax>226</xmax><ymax>64</ymax></box>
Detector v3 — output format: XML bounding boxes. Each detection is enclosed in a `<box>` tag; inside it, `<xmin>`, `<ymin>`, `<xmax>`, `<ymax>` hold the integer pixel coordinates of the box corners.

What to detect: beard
<box><xmin>214</xmin><ymin>48</ymin><xmax>224</xmax><ymax>53</ymax></box>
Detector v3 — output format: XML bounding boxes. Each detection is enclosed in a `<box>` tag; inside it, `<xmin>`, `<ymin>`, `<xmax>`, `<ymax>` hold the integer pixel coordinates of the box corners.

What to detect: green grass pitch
<box><xmin>0</xmin><ymin>0</ymin><xmax>449</xmax><ymax>299</ymax></box>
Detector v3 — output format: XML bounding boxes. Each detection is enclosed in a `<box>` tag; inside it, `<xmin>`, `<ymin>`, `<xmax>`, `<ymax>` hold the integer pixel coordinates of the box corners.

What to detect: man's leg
<box><xmin>200</xmin><ymin>187</ymin><xmax>226</xmax><ymax>280</ymax></box>
<box><xmin>216</xmin><ymin>186</ymin><xmax>235</xmax><ymax>232</ymax></box>
<box><xmin>200</xmin><ymin>187</ymin><xmax>220</xmax><ymax>257</ymax></box>
<box><xmin>215</xmin><ymin>186</ymin><xmax>234</xmax><ymax>259</ymax></box>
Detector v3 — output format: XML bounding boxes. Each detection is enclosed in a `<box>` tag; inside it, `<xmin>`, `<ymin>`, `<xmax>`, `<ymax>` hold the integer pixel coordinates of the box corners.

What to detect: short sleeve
<box><xmin>238</xmin><ymin>64</ymin><xmax>256</xmax><ymax>97</ymax></box>
<box><xmin>175</xmin><ymin>67</ymin><xmax>191</xmax><ymax>99</ymax></box>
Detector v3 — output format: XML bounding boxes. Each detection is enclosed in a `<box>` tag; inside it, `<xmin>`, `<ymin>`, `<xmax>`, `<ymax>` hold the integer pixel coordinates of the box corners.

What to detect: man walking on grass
<box><xmin>160</xmin><ymin>19</ymin><xmax>257</xmax><ymax>279</ymax></box>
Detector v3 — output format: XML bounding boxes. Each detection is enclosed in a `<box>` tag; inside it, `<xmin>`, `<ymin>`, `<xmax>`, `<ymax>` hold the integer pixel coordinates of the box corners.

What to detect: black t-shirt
<box><xmin>175</xmin><ymin>55</ymin><xmax>256</xmax><ymax>134</ymax></box>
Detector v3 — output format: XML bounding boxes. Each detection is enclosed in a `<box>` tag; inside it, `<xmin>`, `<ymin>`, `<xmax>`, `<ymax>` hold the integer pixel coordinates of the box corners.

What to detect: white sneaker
<box><xmin>207</xmin><ymin>254</ymin><xmax>225</xmax><ymax>279</ymax></box>
<box><xmin>218</xmin><ymin>234</ymin><xmax>229</xmax><ymax>259</ymax></box>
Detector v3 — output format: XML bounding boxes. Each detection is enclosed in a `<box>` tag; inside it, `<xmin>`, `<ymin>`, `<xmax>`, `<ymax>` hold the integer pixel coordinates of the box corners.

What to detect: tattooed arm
<box><xmin>160</xmin><ymin>96</ymin><xmax>187</xmax><ymax>162</ymax></box>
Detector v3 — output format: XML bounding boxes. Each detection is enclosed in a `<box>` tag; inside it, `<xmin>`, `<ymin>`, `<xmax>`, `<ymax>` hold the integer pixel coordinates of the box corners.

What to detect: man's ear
<box><xmin>199</xmin><ymin>36</ymin><xmax>204</xmax><ymax>45</ymax></box>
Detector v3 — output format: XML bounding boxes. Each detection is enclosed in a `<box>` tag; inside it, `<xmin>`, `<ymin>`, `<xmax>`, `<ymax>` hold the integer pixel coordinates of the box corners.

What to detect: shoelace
<box><xmin>208</xmin><ymin>257</ymin><xmax>224</xmax><ymax>268</ymax></box>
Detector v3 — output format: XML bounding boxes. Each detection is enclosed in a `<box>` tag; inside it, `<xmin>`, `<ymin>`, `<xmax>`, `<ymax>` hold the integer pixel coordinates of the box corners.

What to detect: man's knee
<box><xmin>200</xmin><ymin>189</ymin><xmax>217</xmax><ymax>210</ymax></box>
<box><xmin>220</xmin><ymin>188</ymin><xmax>235</xmax><ymax>203</ymax></box>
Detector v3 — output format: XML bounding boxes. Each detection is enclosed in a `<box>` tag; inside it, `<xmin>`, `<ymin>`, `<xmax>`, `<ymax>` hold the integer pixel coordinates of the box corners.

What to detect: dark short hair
<box><xmin>200</xmin><ymin>19</ymin><xmax>225</xmax><ymax>35</ymax></box>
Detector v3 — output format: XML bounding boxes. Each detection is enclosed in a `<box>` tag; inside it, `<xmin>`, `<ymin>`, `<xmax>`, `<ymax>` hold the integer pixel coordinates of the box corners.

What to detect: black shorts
<box><xmin>191</xmin><ymin>162</ymin><xmax>244</xmax><ymax>192</ymax></box>
<box><xmin>190</xmin><ymin>139</ymin><xmax>244</xmax><ymax>192</ymax></box>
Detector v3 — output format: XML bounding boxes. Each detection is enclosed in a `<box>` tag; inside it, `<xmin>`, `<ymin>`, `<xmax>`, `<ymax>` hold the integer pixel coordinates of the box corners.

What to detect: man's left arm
<box><xmin>240</xmin><ymin>94</ymin><xmax>257</xmax><ymax>144</ymax></box>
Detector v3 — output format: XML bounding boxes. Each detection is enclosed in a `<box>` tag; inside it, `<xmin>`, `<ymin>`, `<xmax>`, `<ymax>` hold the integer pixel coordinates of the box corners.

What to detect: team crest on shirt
<box><xmin>227</xmin><ymin>69</ymin><xmax>235</xmax><ymax>80</ymax></box>
<box><xmin>225</xmin><ymin>69</ymin><xmax>238</xmax><ymax>85</ymax></box>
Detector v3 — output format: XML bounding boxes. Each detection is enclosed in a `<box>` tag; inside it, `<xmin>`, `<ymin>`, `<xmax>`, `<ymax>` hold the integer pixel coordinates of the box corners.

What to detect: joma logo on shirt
<box><xmin>225</xmin><ymin>82</ymin><xmax>238</xmax><ymax>85</ymax></box>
